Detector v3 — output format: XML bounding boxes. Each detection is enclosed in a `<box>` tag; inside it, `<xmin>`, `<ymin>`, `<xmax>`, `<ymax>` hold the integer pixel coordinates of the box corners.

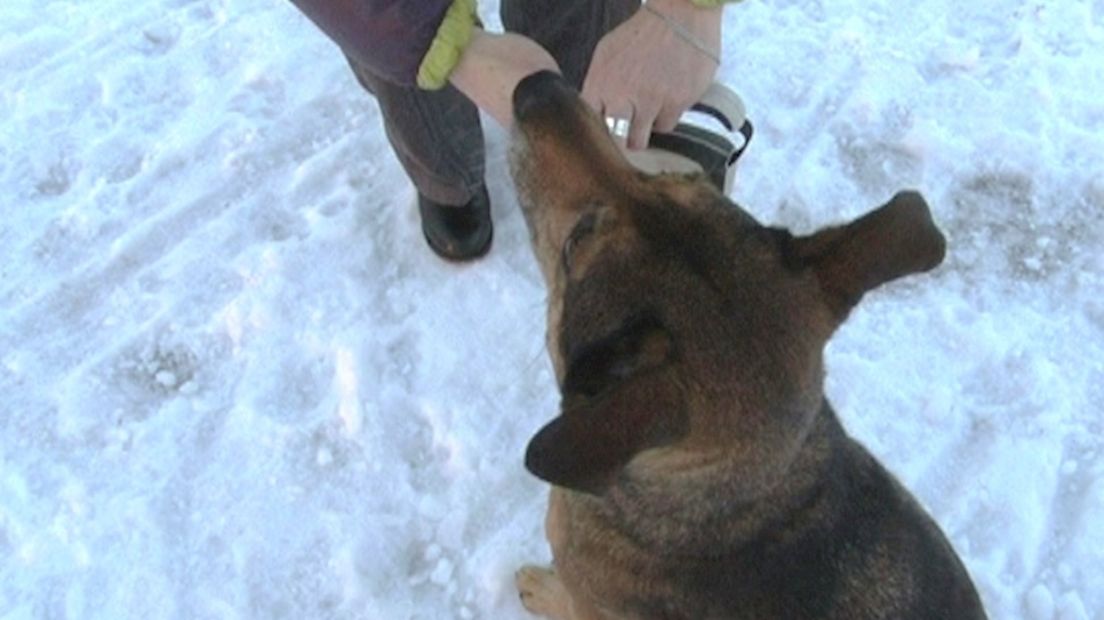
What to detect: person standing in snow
<box><xmin>289</xmin><ymin>0</ymin><xmax>737</xmax><ymax>261</ymax></box>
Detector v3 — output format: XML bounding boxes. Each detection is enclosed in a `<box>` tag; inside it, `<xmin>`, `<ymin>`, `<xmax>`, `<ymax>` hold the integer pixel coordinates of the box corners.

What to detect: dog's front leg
<box><xmin>518</xmin><ymin>489</ymin><xmax>614</xmax><ymax>620</ymax></box>
<box><xmin>517</xmin><ymin>564</ymin><xmax>572</xmax><ymax>618</ymax></box>
<box><xmin>517</xmin><ymin>565</ymin><xmax>613</xmax><ymax>620</ymax></box>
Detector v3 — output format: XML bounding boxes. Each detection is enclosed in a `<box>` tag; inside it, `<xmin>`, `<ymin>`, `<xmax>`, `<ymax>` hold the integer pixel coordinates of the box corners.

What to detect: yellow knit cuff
<box><xmin>416</xmin><ymin>0</ymin><xmax>478</xmax><ymax>90</ymax></box>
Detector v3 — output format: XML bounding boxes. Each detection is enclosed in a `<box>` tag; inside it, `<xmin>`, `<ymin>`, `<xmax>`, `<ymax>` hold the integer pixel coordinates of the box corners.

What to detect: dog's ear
<box><xmin>789</xmin><ymin>191</ymin><xmax>946</xmax><ymax>319</ymax></box>
<box><xmin>525</xmin><ymin>375</ymin><xmax>685</xmax><ymax>495</ymax></box>
<box><xmin>526</xmin><ymin>317</ymin><xmax>684</xmax><ymax>495</ymax></box>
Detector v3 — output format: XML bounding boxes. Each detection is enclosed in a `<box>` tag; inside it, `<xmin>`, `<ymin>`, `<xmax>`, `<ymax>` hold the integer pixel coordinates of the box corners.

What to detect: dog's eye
<box><xmin>562</xmin><ymin>311</ymin><xmax>671</xmax><ymax>398</ymax></box>
<box><xmin>562</xmin><ymin>213</ymin><xmax>598</xmax><ymax>273</ymax></box>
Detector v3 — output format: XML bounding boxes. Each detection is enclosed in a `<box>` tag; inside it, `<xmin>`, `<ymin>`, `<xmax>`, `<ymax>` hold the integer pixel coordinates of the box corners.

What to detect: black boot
<box><xmin>417</xmin><ymin>185</ymin><xmax>493</xmax><ymax>262</ymax></box>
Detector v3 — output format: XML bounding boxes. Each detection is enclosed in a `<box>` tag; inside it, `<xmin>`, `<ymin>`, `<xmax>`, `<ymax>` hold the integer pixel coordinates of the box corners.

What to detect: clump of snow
<box><xmin>1</xmin><ymin>0</ymin><xmax>1102</xmax><ymax>618</ymax></box>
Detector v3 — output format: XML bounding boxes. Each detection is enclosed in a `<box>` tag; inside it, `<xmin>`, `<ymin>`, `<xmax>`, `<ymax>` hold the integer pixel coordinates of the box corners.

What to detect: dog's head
<box><xmin>510</xmin><ymin>72</ymin><xmax>946</xmax><ymax>498</ymax></box>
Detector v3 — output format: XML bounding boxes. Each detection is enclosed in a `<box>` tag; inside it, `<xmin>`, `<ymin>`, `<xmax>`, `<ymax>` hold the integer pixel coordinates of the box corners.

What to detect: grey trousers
<box><xmin>347</xmin><ymin>0</ymin><xmax>639</xmax><ymax>206</ymax></box>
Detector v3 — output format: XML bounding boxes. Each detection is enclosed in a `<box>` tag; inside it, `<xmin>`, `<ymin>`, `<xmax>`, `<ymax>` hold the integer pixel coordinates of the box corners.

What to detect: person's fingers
<box><xmin>653</xmin><ymin>104</ymin><xmax>683</xmax><ymax>134</ymax></box>
<box><xmin>585</xmin><ymin>57</ymin><xmax>650</xmax><ymax>148</ymax></box>
<box><xmin>580</xmin><ymin>68</ymin><xmax>605</xmax><ymax>114</ymax></box>
<box><xmin>627</xmin><ymin>99</ymin><xmax>660</xmax><ymax>150</ymax></box>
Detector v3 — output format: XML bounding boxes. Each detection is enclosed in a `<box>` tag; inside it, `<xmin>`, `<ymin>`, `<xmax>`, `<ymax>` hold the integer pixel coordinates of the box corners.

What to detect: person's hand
<box><xmin>449</xmin><ymin>30</ymin><xmax>561</xmax><ymax>128</ymax></box>
<box><xmin>582</xmin><ymin>0</ymin><xmax>722</xmax><ymax>150</ymax></box>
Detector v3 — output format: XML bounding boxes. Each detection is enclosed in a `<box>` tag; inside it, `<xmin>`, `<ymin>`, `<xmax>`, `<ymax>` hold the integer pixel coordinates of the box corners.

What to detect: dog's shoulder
<box><xmin>669</xmin><ymin>404</ymin><xmax>987</xmax><ymax>620</ymax></box>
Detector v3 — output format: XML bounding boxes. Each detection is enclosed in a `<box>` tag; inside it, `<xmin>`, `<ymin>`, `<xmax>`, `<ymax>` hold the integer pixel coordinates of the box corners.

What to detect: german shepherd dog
<box><xmin>508</xmin><ymin>72</ymin><xmax>986</xmax><ymax>620</ymax></box>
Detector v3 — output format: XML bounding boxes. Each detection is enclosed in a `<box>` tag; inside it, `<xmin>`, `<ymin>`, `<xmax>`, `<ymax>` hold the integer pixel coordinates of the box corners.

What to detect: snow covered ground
<box><xmin>2</xmin><ymin>0</ymin><xmax>1102</xmax><ymax>617</ymax></box>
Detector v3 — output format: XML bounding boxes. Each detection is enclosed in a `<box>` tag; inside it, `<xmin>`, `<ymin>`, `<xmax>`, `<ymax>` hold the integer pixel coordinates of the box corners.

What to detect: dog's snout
<box><xmin>512</xmin><ymin>70</ymin><xmax>575</xmax><ymax>127</ymax></box>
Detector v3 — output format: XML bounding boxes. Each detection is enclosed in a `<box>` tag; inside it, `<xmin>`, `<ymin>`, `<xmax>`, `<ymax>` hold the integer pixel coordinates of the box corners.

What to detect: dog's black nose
<box><xmin>512</xmin><ymin>70</ymin><xmax>574</xmax><ymax>125</ymax></box>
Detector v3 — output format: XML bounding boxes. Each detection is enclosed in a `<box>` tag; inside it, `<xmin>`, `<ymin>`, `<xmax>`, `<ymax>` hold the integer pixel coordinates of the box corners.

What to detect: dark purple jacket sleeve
<box><xmin>288</xmin><ymin>0</ymin><xmax>454</xmax><ymax>86</ymax></box>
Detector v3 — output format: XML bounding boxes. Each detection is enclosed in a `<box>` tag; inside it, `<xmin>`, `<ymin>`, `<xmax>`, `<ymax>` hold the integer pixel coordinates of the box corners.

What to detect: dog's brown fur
<box><xmin>509</xmin><ymin>72</ymin><xmax>986</xmax><ymax>620</ymax></box>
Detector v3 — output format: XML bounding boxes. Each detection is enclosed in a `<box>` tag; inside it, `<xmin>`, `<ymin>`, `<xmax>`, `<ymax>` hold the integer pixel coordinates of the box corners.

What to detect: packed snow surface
<box><xmin>2</xmin><ymin>0</ymin><xmax>1102</xmax><ymax>618</ymax></box>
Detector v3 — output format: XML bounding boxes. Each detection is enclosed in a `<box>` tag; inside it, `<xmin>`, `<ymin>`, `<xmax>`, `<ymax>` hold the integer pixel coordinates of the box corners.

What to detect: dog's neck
<box><xmin>592</xmin><ymin>400</ymin><xmax>846</xmax><ymax>557</ymax></box>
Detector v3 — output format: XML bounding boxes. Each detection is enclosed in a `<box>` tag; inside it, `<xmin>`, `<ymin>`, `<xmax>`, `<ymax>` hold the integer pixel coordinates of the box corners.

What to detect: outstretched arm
<box><xmin>448</xmin><ymin>30</ymin><xmax>561</xmax><ymax>128</ymax></box>
<box><xmin>289</xmin><ymin>0</ymin><xmax>558</xmax><ymax>126</ymax></box>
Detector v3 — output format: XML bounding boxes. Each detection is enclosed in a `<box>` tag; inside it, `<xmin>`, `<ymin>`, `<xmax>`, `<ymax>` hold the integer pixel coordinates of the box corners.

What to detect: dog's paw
<box><xmin>516</xmin><ymin>564</ymin><xmax>571</xmax><ymax>618</ymax></box>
